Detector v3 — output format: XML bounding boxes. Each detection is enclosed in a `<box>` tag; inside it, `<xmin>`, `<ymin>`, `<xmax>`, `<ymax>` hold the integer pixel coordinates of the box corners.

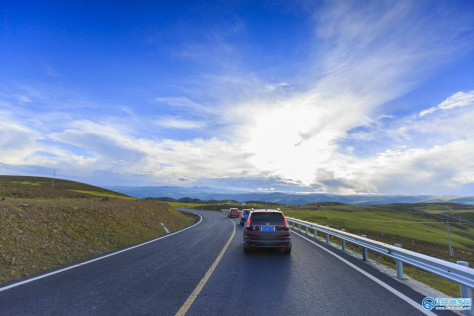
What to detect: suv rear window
<box><xmin>250</xmin><ymin>213</ymin><xmax>285</xmax><ymax>224</ymax></box>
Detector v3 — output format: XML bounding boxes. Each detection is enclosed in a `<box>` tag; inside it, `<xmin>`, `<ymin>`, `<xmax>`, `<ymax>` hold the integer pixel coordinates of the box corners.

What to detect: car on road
<box><xmin>240</xmin><ymin>209</ymin><xmax>252</xmax><ymax>226</ymax></box>
<box><xmin>243</xmin><ymin>209</ymin><xmax>291</xmax><ymax>254</ymax></box>
<box><xmin>228</xmin><ymin>208</ymin><xmax>240</xmax><ymax>218</ymax></box>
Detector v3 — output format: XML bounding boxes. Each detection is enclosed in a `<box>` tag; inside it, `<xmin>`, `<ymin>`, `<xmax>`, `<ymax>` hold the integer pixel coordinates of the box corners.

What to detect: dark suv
<box><xmin>243</xmin><ymin>209</ymin><xmax>291</xmax><ymax>254</ymax></box>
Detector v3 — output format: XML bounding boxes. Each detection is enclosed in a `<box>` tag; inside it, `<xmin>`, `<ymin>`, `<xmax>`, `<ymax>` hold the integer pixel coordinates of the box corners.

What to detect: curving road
<box><xmin>0</xmin><ymin>209</ymin><xmax>454</xmax><ymax>315</ymax></box>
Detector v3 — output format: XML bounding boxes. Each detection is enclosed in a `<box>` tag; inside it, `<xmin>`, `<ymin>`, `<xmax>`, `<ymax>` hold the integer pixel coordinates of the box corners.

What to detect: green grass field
<box><xmin>282</xmin><ymin>206</ymin><xmax>473</xmax><ymax>254</ymax></box>
<box><xmin>70</xmin><ymin>189</ymin><xmax>137</xmax><ymax>200</ymax></box>
<box><xmin>165</xmin><ymin>201</ymin><xmax>214</xmax><ymax>209</ymax></box>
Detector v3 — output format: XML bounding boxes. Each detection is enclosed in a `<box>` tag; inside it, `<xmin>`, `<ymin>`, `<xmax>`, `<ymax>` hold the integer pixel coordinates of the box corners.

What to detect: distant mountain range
<box><xmin>107</xmin><ymin>186</ymin><xmax>474</xmax><ymax>206</ymax></box>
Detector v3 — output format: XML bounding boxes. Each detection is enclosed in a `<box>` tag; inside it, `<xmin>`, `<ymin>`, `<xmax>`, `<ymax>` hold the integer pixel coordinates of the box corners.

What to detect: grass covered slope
<box><xmin>284</xmin><ymin>203</ymin><xmax>474</xmax><ymax>256</ymax></box>
<box><xmin>0</xmin><ymin>176</ymin><xmax>195</xmax><ymax>285</ymax></box>
<box><xmin>0</xmin><ymin>175</ymin><xmax>132</xmax><ymax>199</ymax></box>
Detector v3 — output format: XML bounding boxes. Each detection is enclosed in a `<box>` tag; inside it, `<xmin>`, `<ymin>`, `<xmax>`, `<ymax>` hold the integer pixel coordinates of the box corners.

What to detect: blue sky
<box><xmin>1</xmin><ymin>0</ymin><xmax>473</xmax><ymax>195</ymax></box>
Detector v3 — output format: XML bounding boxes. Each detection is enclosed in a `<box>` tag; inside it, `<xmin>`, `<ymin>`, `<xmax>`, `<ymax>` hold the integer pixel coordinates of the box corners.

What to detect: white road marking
<box><xmin>292</xmin><ymin>231</ymin><xmax>436</xmax><ymax>316</ymax></box>
<box><xmin>161</xmin><ymin>222</ymin><xmax>170</xmax><ymax>234</ymax></box>
<box><xmin>0</xmin><ymin>213</ymin><xmax>202</xmax><ymax>292</ymax></box>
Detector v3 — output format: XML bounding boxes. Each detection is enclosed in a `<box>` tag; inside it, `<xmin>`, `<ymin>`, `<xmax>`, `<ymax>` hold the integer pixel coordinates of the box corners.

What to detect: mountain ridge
<box><xmin>107</xmin><ymin>185</ymin><xmax>474</xmax><ymax>206</ymax></box>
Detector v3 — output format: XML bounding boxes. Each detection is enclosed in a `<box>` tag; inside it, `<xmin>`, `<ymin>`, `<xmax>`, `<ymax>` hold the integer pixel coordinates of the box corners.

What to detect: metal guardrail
<box><xmin>287</xmin><ymin>217</ymin><xmax>474</xmax><ymax>306</ymax></box>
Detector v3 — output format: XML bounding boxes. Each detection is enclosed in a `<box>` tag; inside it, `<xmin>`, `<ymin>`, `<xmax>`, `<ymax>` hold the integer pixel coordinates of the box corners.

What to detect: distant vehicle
<box><xmin>240</xmin><ymin>209</ymin><xmax>252</xmax><ymax>226</ymax></box>
<box><xmin>243</xmin><ymin>209</ymin><xmax>291</xmax><ymax>254</ymax></box>
<box><xmin>228</xmin><ymin>208</ymin><xmax>240</xmax><ymax>218</ymax></box>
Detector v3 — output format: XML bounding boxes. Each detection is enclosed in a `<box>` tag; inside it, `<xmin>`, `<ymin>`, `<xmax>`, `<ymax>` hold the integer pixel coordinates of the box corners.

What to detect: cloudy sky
<box><xmin>1</xmin><ymin>0</ymin><xmax>473</xmax><ymax>195</ymax></box>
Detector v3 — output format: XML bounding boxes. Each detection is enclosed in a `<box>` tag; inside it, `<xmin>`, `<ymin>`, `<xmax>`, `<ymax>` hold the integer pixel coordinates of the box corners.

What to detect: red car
<box><xmin>228</xmin><ymin>208</ymin><xmax>240</xmax><ymax>218</ymax></box>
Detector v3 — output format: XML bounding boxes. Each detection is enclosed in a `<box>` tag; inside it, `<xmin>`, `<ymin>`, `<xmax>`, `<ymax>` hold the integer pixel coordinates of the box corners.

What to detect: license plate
<box><xmin>261</xmin><ymin>226</ymin><xmax>275</xmax><ymax>232</ymax></box>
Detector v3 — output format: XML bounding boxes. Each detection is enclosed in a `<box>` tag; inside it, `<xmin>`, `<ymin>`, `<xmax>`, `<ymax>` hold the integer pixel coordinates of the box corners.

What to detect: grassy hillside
<box><xmin>0</xmin><ymin>176</ymin><xmax>196</xmax><ymax>285</ymax></box>
<box><xmin>282</xmin><ymin>204</ymin><xmax>473</xmax><ymax>261</ymax></box>
<box><xmin>175</xmin><ymin>200</ymin><xmax>282</xmax><ymax>211</ymax></box>
<box><xmin>0</xmin><ymin>175</ymin><xmax>132</xmax><ymax>199</ymax></box>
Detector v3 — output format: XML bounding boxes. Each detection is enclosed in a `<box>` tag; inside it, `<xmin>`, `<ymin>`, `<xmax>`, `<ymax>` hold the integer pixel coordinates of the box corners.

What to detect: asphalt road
<box><xmin>0</xmin><ymin>209</ymin><xmax>455</xmax><ymax>315</ymax></box>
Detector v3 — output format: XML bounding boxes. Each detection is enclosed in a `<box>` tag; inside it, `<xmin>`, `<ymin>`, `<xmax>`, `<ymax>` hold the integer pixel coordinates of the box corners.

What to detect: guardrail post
<box><xmin>341</xmin><ymin>229</ymin><xmax>346</xmax><ymax>251</ymax></box>
<box><xmin>314</xmin><ymin>228</ymin><xmax>318</xmax><ymax>238</ymax></box>
<box><xmin>395</xmin><ymin>244</ymin><xmax>403</xmax><ymax>280</ymax></box>
<box><xmin>305</xmin><ymin>226</ymin><xmax>308</xmax><ymax>235</ymax></box>
<box><xmin>326</xmin><ymin>233</ymin><xmax>330</xmax><ymax>244</ymax></box>
<box><xmin>457</xmin><ymin>261</ymin><xmax>473</xmax><ymax>315</ymax></box>
<box><xmin>292</xmin><ymin>221</ymin><xmax>294</xmax><ymax>229</ymax></box>
<box><xmin>361</xmin><ymin>235</ymin><xmax>368</xmax><ymax>262</ymax></box>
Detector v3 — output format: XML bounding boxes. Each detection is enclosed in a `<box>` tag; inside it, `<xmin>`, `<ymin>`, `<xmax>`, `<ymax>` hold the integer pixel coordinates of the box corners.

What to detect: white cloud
<box><xmin>418</xmin><ymin>107</ymin><xmax>436</xmax><ymax>117</ymax></box>
<box><xmin>155</xmin><ymin>97</ymin><xmax>201</xmax><ymax>108</ymax></box>
<box><xmin>315</xmin><ymin>91</ymin><xmax>474</xmax><ymax>194</ymax></box>
<box><xmin>154</xmin><ymin>117</ymin><xmax>206</xmax><ymax>129</ymax></box>
<box><xmin>0</xmin><ymin>121</ymin><xmax>39</xmax><ymax>164</ymax></box>
<box><xmin>419</xmin><ymin>90</ymin><xmax>474</xmax><ymax>117</ymax></box>
<box><xmin>0</xmin><ymin>117</ymin><xmax>96</xmax><ymax>169</ymax></box>
<box><xmin>354</xmin><ymin>141</ymin><xmax>474</xmax><ymax>194</ymax></box>
<box><xmin>17</xmin><ymin>96</ymin><xmax>32</xmax><ymax>103</ymax></box>
<box><xmin>45</xmin><ymin>119</ymin><xmax>255</xmax><ymax>182</ymax></box>
<box><xmin>439</xmin><ymin>91</ymin><xmax>474</xmax><ymax>110</ymax></box>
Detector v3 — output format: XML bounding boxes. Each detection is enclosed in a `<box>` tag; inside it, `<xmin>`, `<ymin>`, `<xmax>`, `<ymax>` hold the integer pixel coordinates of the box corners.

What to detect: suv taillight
<box><xmin>283</xmin><ymin>217</ymin><xmax>289</xmax><ymax>230</ymax></box>
<box><xmin>245</xmin><ymin>216</ymin><xmax>251</xmax><ymax>228</ymax></box>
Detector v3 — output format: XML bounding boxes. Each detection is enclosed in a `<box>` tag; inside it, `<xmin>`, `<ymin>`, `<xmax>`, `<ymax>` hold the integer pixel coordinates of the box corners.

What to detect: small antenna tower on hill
<box><xmin>52</xmin><ymin>169</ymin><xmax>56</xmax><ymax>189</ymax></box>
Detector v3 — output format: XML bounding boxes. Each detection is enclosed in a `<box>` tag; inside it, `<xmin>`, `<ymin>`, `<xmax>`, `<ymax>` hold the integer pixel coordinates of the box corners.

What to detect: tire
<box><xmin>244</xmin><ymin>246</ymin><xmax>250</xmax><ymax>254</ymax></box>
<box><xmin>284</xmin><ymin>247</ymin><xmax>291</xmax><ymax>254</ymax></box>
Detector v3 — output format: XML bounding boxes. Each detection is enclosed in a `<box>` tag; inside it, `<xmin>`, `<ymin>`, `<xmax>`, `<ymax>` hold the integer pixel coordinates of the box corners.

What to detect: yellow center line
<box><xmin>175</xmin><ymin>218</ymin><xmax>236</xmax><ymax>316</ymax></box>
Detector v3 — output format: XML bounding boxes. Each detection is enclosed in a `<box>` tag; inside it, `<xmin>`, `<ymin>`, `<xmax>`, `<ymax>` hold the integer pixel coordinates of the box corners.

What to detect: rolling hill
<box><xmin>1</xmin><ymin>175</ymin><xmax>131</xmax><ymax>199</ymax></box>
<box><xmin>0</xmin><ymin>176</ymin><xmax>195</xmax><ymax>285</ymax></box>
